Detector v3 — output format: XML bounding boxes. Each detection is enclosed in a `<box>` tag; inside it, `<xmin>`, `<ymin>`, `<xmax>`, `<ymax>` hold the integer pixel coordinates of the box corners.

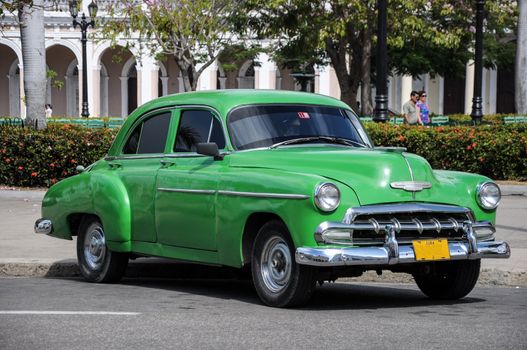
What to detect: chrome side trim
<box><xmin>401</xmin><ymin>154</ymin><xmax>414</xmax><ymax>181</ymax></box>
<box><xmin>217</xmin><ymin>190</ymin><xmax>309</xmax><ymax>200</ymax></box>
<box><xmin>295</xmin><ymin>241</ymin><xmax>511</xmax><ymax>267</ymax></box>
<box><xmin>34</xmin><ymin>218</ymin><xmax>53</xmax><ymax>235</ymax></box>
<box><xmin>157</xmin><ymin>188</ymin><xmax>215</xmax><ymax>195</ymax></box>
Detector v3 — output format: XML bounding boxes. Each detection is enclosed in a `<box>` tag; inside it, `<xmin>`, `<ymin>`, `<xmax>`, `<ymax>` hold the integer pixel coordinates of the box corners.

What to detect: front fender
<box><xmin>216</xmin><ymin>167</ymin><xmax>360</xmax><ymax>267</ymax></box>
<box><xmin>41</xmin><ymin>170</ymin><xmax>132</xmax><ymax>251</ymax></box>
<box><xmin>91</xmin><ymin>171</ymin><xmax>132</xmax><ymax>248</ymax></box>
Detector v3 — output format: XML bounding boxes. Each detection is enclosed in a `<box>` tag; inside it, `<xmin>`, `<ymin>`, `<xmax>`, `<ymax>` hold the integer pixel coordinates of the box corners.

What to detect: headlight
<box><xmin>476</xmin><ymin>182</ymin><xmax>501</xmax><ymax>210</ymax></box>
<box><xmin>314</xmin><ymin>183</ymin><xmax>340</xmax><ymax>212</ymax></box>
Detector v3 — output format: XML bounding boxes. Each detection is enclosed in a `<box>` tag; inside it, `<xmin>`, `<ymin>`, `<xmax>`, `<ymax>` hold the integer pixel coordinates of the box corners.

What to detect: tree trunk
<box><xmin>175</xmin><ymin>57</ymin><xmax>197</xmax><ymax>92</ymax></box>
<box><xmin>19</xmin><ymin>0</ymin><xmax>47</xmax><ymax>130</ymax></box>
<box><xmin>360</xmin><ymin>29</ymin><xmax>373</xmax><ymax>116</ymax></box>
<box><xmin>325</xmin><ymin>38</ymin><xmax>360</xmax><ymax>109</ymax></box>
<box><xmin>516</xmin><ymin>0</ymin><xmax>527</xmax><ymax>114</ymax></box>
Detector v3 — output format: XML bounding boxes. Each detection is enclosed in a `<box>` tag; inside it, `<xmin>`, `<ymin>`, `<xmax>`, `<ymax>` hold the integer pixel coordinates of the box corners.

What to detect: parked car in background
<box><xmin>35</xmin><ymin>90</ymin><xmax>510</xmax><ymax>307</ymax></box>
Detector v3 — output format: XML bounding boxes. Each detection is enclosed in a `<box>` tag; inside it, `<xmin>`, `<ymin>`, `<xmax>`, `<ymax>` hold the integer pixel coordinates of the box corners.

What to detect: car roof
<box><xmin>131</xmin><ymin>90</ymin><xmax>350</xmax><ymax>120</ymax></box>
<box><xmin>108</xmin><ymin>90</ymin><xmax>352</xmax><ymax>157</ymax></box>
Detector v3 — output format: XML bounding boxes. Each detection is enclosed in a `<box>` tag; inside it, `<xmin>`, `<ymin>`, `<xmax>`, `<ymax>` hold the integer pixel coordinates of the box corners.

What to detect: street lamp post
<box><xmin>69</xmin><ymin>0</ymin><xmax>98</xmax><ymax>118</ymax></box>
<box><xmin>373</xmin><ymin>0</ymin><xmax>389</xmax><ymax>122</ymax></box>
<box><xmin>471</xmin><ymin>0</ymin><xmax>485</xmax><ymax>124</ymax></box>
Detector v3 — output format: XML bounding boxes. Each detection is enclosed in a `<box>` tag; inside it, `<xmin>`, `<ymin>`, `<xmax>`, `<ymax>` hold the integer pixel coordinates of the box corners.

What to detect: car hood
<box><xmin>229</xmin><ymin>146</ymin><xmax>455</xmax><ymax>206</ymax></box>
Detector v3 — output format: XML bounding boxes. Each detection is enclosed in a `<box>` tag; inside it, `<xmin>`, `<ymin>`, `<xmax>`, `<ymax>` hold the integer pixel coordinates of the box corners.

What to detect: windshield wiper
<box><xmin>270</xmin><ymin>136</ymin><xmax>368</xmax><ymax>149</ymax></box>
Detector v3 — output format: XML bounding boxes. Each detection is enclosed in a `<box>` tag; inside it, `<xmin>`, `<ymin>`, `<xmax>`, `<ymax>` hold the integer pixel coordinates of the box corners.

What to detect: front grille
<box><xmin>339</xmin><ymin>203</ymin><xmax>474</xmax><ymax>245</ymax></box>
<box><xmin>351</xmin><ymin>212</ymin><xmax>470</xmax><ymax>244</ymax></box>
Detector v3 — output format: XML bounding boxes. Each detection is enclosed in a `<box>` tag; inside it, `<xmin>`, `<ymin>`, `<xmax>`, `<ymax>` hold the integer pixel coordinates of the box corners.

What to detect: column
<box><xmin>488</xmin><ymin>69</ymin><xmax>497</xmax><ymax>114</ymax></box>
<box><xmin>91</xmin><ymin>65</ymin><xmax>101</xmax><ymax>117</ymax></box>
<box><xmin>256</xmin><ymin>53</ymin><xmax>277</xmax><ymax>89</ymax></box>
<box><xmin>136</xmin><ymin>63</ymin><xmax>142</xmax><ymax>105</ymax></box>
<box><xmin>86</xmin><ymin>41</ymin><xmax>94</xmax><ymax>117</ymax></box>
<box><xmin>400</xmin><ymin>75</ymin><xmax>413</xmax><ymax>111</ymax></box>
<box><xmin>18</xmin><ymin>64</ymin><xmax>26</xmax><ymax>119</ymax></box>
<box><xmin>139</xmin><ymin>56</ymin><xmax>158</xmax><ymax>104</ymax></box>
<box><xmin>317</xmin><ymin>66</ymin><xmax>331</xmax><ymax>96</ymax></box>
<box><xmin>329</xmin><ymin>67</ymin><xmax>340</xmax><ymax>99</ymax></box>
<box><xmin>465</xmin><ymin>60</ymin><xmax>475</xmax><ymax>114</ymax></box>
<box><xmin>438</xmin><ymin>76</ymin><xmax>445</xmax><ymax>114</ymax></box>
<box><xmin>196</xmin><ymin>62</ymin><xmax>217</xmax><ymax>91</ymax></box>
<box><xmin>120</xmin><ymin>76</ymin><xmax>127</xmax><ymax>117</ymax></box>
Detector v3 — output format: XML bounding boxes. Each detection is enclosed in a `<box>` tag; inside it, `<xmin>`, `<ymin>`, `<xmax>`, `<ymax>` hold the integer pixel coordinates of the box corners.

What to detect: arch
<box><xmin>93</xmin><ymin>40</ymin><xmax>140</xmax><ymax>67</ymax></box>
<box><xmin>157</xmin><ymin>61</ymin><xmax>168</xmax><ymax>97</ymax></box>
<box><xmin>0</xmin><ymin>38</ymin><xmax>23</xmax><ymax>64</ymax></box>
<box><xmin>216</xmin><ymin>62</ymin><xmax>227</xmax><ymax>90</ymax></box>
<box><xmin>45</xmin><ymin>40</ymin><xmax>82</xmax><ymax>65</ymax></box>
<box><xmin>237</xmin><ymin>60</ymin><xmax>255</xmax><ymax>89</ymax></box>
<box><xmin>121</xmin><ymin>56</ymin><xmax>137</xmax><ymax>77</ymax></box>
<box><xmin>120</xmin><ymin>56</ymin><xmax>138</xmax><ymax>116</ymax></box>
<box><xmin>65</xmin><ymin>59</ymin><xmax>79</xmax><ymax>117</ymax></box>
<box><xmin>46</xmin><ymin>45</ymin><xmax>78</xmax><ymax>116</ymax></box>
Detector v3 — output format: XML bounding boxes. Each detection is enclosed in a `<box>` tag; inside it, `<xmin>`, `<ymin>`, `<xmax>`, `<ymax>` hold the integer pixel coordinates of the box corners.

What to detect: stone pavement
<box><xmin>1</xmin><ymin>184</ymin><xmax>526</xmax><ymax>286</ymax></box>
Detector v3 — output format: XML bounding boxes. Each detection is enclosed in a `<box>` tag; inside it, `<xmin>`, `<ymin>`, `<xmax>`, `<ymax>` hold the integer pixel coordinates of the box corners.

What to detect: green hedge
<box><xmin>1</xmin><ymin>123</ymin><xmax>526</xmax><ymax>187</ymax></box>
<box><xmin>365</xmin><ymin>123</ymin><xmax>527</xmax><ymax>181</ymax></box>
<box><xmin>0</xmin><ymin>124</ymin><xmax>118</xmax><ymax>187</ymax></box>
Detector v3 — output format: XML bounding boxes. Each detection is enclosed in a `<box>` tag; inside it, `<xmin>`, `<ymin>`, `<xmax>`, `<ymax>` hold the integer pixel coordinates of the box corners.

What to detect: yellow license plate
<box><xmin>412</xmin><ymin>239</ymin><xmax>451</xmax><ymax>261</ymax></box>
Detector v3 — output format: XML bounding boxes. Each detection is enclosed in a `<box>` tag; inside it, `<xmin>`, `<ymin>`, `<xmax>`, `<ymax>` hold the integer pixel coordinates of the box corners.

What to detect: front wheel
<box><xmin>251</xmin><ymin>221</ymin><xmax>316</xmax><ymax>307</ymax></box>
<box><xmin>413</xmin><ymin>259</ymin><xmax>481</xmax><ymax>299</ymax></box>
<box><xmin>77</xmin><ymin>217</ymin><xmax>129</xmax><ymax>283</ymax></box>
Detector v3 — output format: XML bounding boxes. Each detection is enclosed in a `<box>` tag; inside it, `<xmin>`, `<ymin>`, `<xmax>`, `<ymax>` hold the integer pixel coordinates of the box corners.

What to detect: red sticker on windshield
<box><xmin>298</xmin><ymin>112</ymin><xmax>310</xmax><ymax>119</ymax></box>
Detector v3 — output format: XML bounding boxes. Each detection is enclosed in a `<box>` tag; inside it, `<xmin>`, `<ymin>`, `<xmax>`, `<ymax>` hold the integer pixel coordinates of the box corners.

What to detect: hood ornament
<box><xmin>390</xmin><ymin>181</ymin><xmax>432</xmax><ymax>192</ymax></box>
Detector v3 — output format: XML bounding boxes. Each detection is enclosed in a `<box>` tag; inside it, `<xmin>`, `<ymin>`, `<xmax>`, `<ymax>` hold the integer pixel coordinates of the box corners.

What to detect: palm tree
<box><xmin>18</xmin><ymin>0</ymin><xmax>47</xmax><ymax>129</ymax></box>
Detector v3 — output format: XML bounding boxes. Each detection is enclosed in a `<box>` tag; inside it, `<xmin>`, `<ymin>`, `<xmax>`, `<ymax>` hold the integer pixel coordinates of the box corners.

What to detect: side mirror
<box><xmin>196</xmin><ymin>143</ymin><xmax>224</xmax><ymax>161</ymax></box>
<box><xmin>76</xmin><ymin>165</ymin><xmax>85</xmax><ymax>173</ymax></box>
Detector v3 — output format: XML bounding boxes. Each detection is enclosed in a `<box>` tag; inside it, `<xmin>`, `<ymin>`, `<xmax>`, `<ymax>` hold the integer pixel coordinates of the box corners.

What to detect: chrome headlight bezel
<box><xmin>314</xmin><ymin>182</ymin><xmax>340</xmax><ymax>212</ymax></box>
<box><xmin>476</xmin><ymin>182</ymin><xmax>501</xmax><ymax>210</ymax></box>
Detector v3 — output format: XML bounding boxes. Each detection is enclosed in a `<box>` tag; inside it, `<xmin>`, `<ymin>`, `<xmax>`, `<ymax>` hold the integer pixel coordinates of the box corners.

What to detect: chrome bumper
<box><xmin>295</xmin><ymin>240</ymin><xmax>511</xmax><ymax>267</ymax></box>
<box><xmin>34</xmin><ymin>218</ymin><xmax>53</xmax><ymax>235</ymax></box>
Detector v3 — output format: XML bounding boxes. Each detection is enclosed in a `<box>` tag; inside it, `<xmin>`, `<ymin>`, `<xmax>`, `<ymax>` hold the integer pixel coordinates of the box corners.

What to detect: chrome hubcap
<box><xmin>260</xmin><ymin>236</ymin><xmax>292</xmax><ymax>293</ymax></box>
<box><xmin>83</xmin><ymin>226</ymin><xmax>106</xmax><ymax>270</ymax></box>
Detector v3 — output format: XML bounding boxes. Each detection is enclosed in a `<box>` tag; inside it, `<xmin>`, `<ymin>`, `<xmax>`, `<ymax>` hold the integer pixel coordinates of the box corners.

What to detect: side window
<box><xmin>122</xmin><ymin>112</ymin><xmax>171</xmax><ymax>154</ymax></box>
<box><xmin>174</xmin><ymin>110</ymin><xmax>226</xmax><ymax>152</ymax></box>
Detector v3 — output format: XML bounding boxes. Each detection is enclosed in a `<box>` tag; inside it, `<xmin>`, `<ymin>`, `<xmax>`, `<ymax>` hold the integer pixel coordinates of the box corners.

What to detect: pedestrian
<box><xmin>416</xmin><ymin>91</ymin><xmax>430</xmax><ymax>125</ymax></box>
<box><xmin>45</xmin><ymin>104</ymin><xmax>53</xmax><ymax>118</ymax></box>
<box><xmin>402</xmin><ymin>91</ymin><xmax>422</xmax><ymax>125</ymax></box>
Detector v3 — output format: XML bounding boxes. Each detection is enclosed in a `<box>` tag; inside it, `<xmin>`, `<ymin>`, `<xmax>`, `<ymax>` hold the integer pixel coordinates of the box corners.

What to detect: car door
<box><xmin>155</xmin><ymin>108</ymin><xmax>227</xmax><ymax>251</ymax></box>
<box><xmin>109</xmin><ymin>109</ymin><xmax>174</xmax><ymax>243</ymax></box>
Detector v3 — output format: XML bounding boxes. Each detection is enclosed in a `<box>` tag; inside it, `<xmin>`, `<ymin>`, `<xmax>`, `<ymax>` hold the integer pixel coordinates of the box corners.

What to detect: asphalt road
<box><xmin>0</xmin><ymin>277</ymin><xmax>526</xmax><ymax>350</ymax></box>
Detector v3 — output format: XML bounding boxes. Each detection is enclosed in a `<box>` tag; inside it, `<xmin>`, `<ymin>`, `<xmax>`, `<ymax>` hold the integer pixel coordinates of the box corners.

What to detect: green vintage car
<box><xmin>35</xmin><ymin>90</ymin><xmax>510</xmax><ymax>307</ymax></box>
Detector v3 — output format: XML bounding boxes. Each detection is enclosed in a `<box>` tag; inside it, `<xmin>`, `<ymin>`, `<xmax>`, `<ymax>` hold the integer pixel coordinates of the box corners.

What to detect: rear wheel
<box><xmin>76</xmin><ymin>217</ymin><xmax>129</xmax><ymax>283</ymax></box>
<box><xmin>413</xmin><ymin>259</ymin><xmax>481</xmax><ymax>299</ymax></box>
<box><xmin>251</xmin><ymin>221</ymin><xmax>316</xmax><ymax>307</ymax></box>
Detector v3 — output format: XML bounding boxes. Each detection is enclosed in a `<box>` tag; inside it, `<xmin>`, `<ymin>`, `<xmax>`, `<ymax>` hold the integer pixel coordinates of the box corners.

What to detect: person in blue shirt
<box><xmin>416</xmin><ymin>91</ymin><xmax>430</xmax><ymax>125</ymax></box>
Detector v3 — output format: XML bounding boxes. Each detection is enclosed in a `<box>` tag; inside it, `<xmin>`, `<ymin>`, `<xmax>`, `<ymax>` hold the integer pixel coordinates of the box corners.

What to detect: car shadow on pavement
<box><xmin>306</xmin><ymin>283</ymin><xmax>485</xmax><ymax>310</ymax></box>
<box><xmin>46</xmin><ymin>258</ymin><xmax>485</xmax><ymax>310</ymax></box>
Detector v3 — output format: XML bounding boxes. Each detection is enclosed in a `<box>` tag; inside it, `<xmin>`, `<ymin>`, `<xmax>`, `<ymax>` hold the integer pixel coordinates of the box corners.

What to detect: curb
<box><xmin>1</xmin><ymin>261</ymin><xmax>525</xmax><ymax>287</ymax></box>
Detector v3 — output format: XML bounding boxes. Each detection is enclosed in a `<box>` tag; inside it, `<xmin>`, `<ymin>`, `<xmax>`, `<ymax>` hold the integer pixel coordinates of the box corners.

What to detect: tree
<box><xmin>100</xmin><ymin>0</ymin><xmax>244</xmax><ymax>92</ymax></box>
<box><xmin>243</xmin><ymin>1</ymin><xmax>518</xmax><ymax>115</ymax></box>
<box><xmin>516</xmin><ymin>0</ymin><xmax>527</xmax><ymax>114</ymax></box>
<box><xmin>1</xmin><ymin>0</ymin><xmax>47</xmax><ymax>129</ymax></box>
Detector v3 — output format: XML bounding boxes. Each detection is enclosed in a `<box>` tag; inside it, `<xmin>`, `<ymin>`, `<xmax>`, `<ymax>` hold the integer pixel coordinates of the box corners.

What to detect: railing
<box><xmin>43</xmin><ymin>0</ymin><xmax>70</xmax><ymax>12</ymax></box>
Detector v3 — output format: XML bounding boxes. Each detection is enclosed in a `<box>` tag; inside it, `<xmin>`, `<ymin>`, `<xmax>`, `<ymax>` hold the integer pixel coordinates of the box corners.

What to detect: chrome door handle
<box><xmin>108</xmin><ymin>162</ymin><xmax>122</xmax><ymax>169</ymax></box>
<box><xmin>160</xmin><ymin>159</ymin><xmax>176</xmax><ymax>167</ymax></box>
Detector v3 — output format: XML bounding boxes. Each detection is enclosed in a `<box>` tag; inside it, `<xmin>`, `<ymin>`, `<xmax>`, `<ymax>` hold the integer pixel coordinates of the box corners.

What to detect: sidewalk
<box><xmin>1</xmin><ymin>185</ymin><xmax>526</xmax><ymax>286</ymax></box>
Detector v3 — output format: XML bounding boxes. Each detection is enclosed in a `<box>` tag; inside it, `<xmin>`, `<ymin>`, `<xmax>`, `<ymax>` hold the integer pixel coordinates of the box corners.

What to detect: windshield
<box><xmin>228</xmin><ymin>105</ymin><xmax>371</xmax><ymax>150</ymax></box>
